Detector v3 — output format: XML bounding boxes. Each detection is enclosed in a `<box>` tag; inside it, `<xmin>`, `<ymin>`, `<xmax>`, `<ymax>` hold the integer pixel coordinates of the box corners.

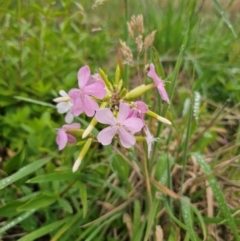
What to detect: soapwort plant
<box><xmin>54</xmin><ymin>63</ymin><xmax>171</xmax><ymax>172</ymax></box>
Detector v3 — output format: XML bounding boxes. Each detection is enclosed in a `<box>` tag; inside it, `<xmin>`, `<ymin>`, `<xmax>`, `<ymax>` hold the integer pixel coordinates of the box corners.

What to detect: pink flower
<box><xmin>54</xmin><ymin>90</ymin><xmax>74</xmax><ymax>124</ymax></box>
<box><xmin>144</xmin><ymin>126</ymin><xmax>158</xmax><ymax>158</ymax></box>
<box><xmin>127</xmin><ymin>101</ymin><xmax>148</xmax><ymax>122</ymax></box>
<box><xmin>68</xmin><ymin>66</ymin><xmax>106</xmax><ymax>117</ymax></box>
<box><xmin>56</xmin><ymin>123</ymin><xmax>80</xmax><ymax>150</ymax></box>
<box><xmin>147</xmin><ymin>63</ymin><xmax>170</xmax><ymax>104</ymax></box>
<box><xmin>95</xmin><ymin>101</ymin><xmax>144</xmax><ymax>148</ymax></box>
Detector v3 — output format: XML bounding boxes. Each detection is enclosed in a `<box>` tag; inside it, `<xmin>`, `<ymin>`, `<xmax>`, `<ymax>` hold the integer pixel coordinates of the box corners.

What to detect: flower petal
<box><xmin>157</xmin><ymin>82</ymin><xmax>170</xmax><ymax>104</ymax></box>
<box><xmin>122</xmin><ymin>117</ymin><xmax>144</xmax><ymax>133</ymax></box>
<box><xmin>136</xmin><ymin>101</ymin><xmax>148</xmax><ymax>114</ymax></box>
<box><xmin>68</xmin><ymin>89</ymin><xmax>79</xmax><ymax>101</ymax></box>
<box><xmin>97</xmin><ymin>126</ymin><xmax>117</xmax><ymax>145</ymax></box>
<box><xmin>65</xmin><ymin>111</ymin><xmax>74</xmax><ymax>124</ymax></box>
<box><xmin>78</xmin><ymin>66</ymin><xmax>91</xmax><ymax>89</ymax></box>
<box><xmin>118</xmin><ymin>127</ymin><xmax>135</xmax><ymax>148</ymax></box>
<box><xmin>59</xmin><ymin>90</ymin><xmax>68</xmax><ymax>97</ymax></box>
<box><xmin>66</xmin><ymin>133</ymin><xmax>76</xmax><ymax>143</ymax></box>
<box><xmin>147</xmin><ymin>63</ymin><xmax>161</xmax><ymax>85</ymax></box>
<box><xmin>56</xmin><ymin>102</ymin><xmax>71</xmax><ymax>114</ymax></box>
<box><xmin>117</xmin><ymin>101</ymin><xmax>130</xmax><ymax>122</ymax></box>
<box><xmin>83</xmin><ymin>95</ymin><xmax>99</xmax><ymax>117</ymax></box>
<box><xmin>95</xmin><ymin>108</ymin><xmax>116</xmax><ymax>125</ymax></box>
<box><xmin>147</xmin><ymin>64</ymin><xmax>170</xmax><ymax>104</ymax></box>
<box><xmin>70</xmin><ymin>95</ymin><xmax>84</xmax><ymax>116</ymax></box>
<box><xmin>84</xmin><ymin>81</ymin><xmax>106</xmax><ymax>99</ymax></box>
<box><xmin>56</xmin><ymin>129</ymin><xmax>68</xmax><ymax>150</ymax></box>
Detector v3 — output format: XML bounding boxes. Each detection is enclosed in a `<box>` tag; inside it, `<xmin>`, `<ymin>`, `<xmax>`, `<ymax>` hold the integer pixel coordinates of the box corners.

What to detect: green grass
<box><xmin>0</xmin><ymin>0</ymin><xmax>240</xmax><ymax>240</ymax></box>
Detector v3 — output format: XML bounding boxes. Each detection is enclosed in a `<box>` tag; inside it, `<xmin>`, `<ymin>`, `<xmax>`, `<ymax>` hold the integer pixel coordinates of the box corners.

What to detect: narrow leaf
<box><xmin>14</xmin><ymin>96</ymin><xmax>55</xmax><ymax>107</ymax></box>
<box><xmin>0</xmin><ymin>210</ymin><xmax>36</xmax><ymax>235</ymax></box>
<box><xmin>193</xmin><ymin>153</ymin><xmax>240</xmax><ymax>240</ymax></box>
<box><xmin>18</xmin><ymin>217</ymin><xmax>72</xmax><ymax>241</ymax></box>
<box><xmin>18</xmin><ymin>194</ymin><xmax>57</xmax><ymax>211</ymax></box>
<box><xmin>181</xmin><ymin>197</ymin><xmax>198</xmax><ymax>241</ymax></box>
<box><xmin>0</xmin><ymin>157</ymin><xmax>51</xmax><ymax>189</ymax></box>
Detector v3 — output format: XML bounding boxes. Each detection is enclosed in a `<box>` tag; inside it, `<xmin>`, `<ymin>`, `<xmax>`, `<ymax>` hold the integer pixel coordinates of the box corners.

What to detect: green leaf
<box><xmin>79</xmin><ymin>181</ymin><xmax>88</xmax><ymax>217</ymax></box>
<box><xmin>17</xmin><ymin>217</ymin><xmax>72</xmax><ymax>241</ymax></box>
<box><xmin>110</xmin><ymin>153</ymin><xmax>130</xmax><ymax>182</ymax></box>
<box><xmin>17</xmin><ymin>193</ymin><xmax>58</xmax><ymax>211</ymax></box>
<box><xmin>0</xmin><ymin>200</ymin><xmax>24</xmax><ymax>217</ymax></box>
<box><xmin>50</xmin><ymin>212</ymin><xmax>83</xmax><ymax>241</ymax></box>
<box><xmin>27</xmin><ymin>172</ymin><xmax>79</xmax><ymax>183</ymax></box>
<box><xmin>58</xmin><ymin>198</ymin><xmax>73</xmax><ymax>214</ymax></box>
<box><xmin>14</xmin><ymin>96</ymin><xmax>55</xmax><ymax>108</ymax></box>
<box><xmin>193</xmin><ymin>153</ymin><xmax>240</xmax><ymax>241</ymax></box>
<box><xmin>152</xmin><ymin>46</ymin><xmax>166</xmax><ymax>79</ymax></box>
<box><xmin>0</xmin><ymin>157</ymin><xmax>51</xmax><ymax>189</ymax></box>
<box><xmin>0</xmin><ymin>210</ymin><xmax>36</xmax><ymax>235</ymax></box>
<box><xmin>143</xmin><ymin>197</ymin><xmax>159</xmax><ymax>241</ymax></box>
<box><xmin>132</xmin><ymin>200</ymin><xmax>141</xmax><ymax>239</ymax></box>
<box><xmin>211</xmin><ymin>0</ymin><xmax>237</xmax><ymax>38</ymax></box>
<box><xmin>4</xmin><ymin>148</ymin><xmax>25</xmax><ymax>173</ymax></box>
<box><xmin>181</xmin><ymin>197</ymin><xmax>198</xmax><ymax>241</ymax></box>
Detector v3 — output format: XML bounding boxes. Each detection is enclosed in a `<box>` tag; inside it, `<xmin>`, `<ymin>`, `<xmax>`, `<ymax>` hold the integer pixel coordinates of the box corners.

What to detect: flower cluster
<box><xmin>53</xmin><ymin>64</ymin><xmax>171</xmax><ymax>172</ymax></box>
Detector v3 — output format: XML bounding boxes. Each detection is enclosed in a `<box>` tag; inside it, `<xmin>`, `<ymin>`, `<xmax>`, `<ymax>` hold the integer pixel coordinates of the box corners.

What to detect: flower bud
<box><xmin>82</xmin><ymin>102</ymin><xmax>107</xmax><ymax>139</ymax></box>
<box><xmin>67</xmin><ymin>129</ymin><xmax>85</xmax><ymax>138</ymax></box>
<box><xmin>72</xmin><ymin>138</ymin><xmax>92</xmax><ymax>172</ymax></box>
<box><xmin>119</xmin><ymin>88</ymin><xmax>128</xmax><ymax>98</ymax></box>
<box><xmin>99</xmin><ymin>68</ymin><xmax>113</xmax><ymax>91</ymax></box>
<box><xmin>135</xmin><ymin>136</ymin><xmax>145</xmax><ymax>142</ymax></box>
<box><xmin>115</xmin><ymin>65</ymin><xmax>120</xmax><ymax>85</ymax></box>
<box><xmin>82</xmin><ymin>118</ymin><xmax>98</xmax><ymax>139</ymax></box>
<box><xmin>146</xmin><ymin>110</ymin><xmax>172</xmax><ymax>125</ymax></box>
<box><xmin>123</xmin><ymin>83</ymin><xmax>155</xmax><ymax>100</ymax></box>
<box><xmin>117</xmin><ymin>79</ymin><xmax>123</xmax><ymax>92</ymax></box>
<box><xmin>53</xmin><ymin>96</ymin><xmax>70</xmax><ymax>102</ymax></box>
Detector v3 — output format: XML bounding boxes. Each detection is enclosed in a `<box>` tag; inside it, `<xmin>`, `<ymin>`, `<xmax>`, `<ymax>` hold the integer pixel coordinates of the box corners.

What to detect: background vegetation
<box><xmin>0</xmin><ymin>0</ymin><xmax>240</xmax><ymax>240</ymax></box>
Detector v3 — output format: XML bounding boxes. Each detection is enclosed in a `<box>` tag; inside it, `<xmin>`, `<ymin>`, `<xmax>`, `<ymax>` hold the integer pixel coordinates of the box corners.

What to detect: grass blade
<box><xmin>0</xmin><ymin>157</ymin><xmax>51</xmax><ymax>189</ymax></box>
<box><xmin>193</xmin><ymin>152</ymin><xmax>240</xmax><ymax>240</ymax></box>
<box><xmin>14</xmin><ymin>96</ymin><xmax>55</xmax><ymax>108</ymax></box>
<box><xmin>0</xmin><ymin>210</ymin><xmax>36</xmax><ymax>235</ymax></box>
<box><xmin>211</xmin><ymin>0</ymin><xmax>237</xmax><ymax>38</ymax></box>
<box><xmin>17</xmin><ymin>217</ymin><xmax>72</xmax><ymax>241</ymax></box>
<box><xmin>181</xmin><ymin>197</ymin><xmax>198</xmax><ymax>241</ymax></box>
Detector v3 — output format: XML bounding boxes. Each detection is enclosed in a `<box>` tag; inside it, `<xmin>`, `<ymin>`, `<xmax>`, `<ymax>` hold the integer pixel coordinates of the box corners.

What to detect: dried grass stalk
<box><xmin>119</xmin><ymin>40</ymin><xmax>133</xmax><ymax>64</ymax></box>
<box><xmin>144</xmin><ymin>30</ymin><xmax>157</xmax><ymax>50</ymax></box>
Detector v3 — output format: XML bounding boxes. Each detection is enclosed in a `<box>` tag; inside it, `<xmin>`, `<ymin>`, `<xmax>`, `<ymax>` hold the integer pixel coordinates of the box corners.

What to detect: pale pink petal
<box><xmin>118</xmin><ymin>127</ymin><xmax>135</xmax><ymax>148</ymax></box>
<box><xmin>136</xmin><ymin>101</ymin><xmax>148</xmax><ymax>114</ymax></box>
<box><xmin>117</xmin><ymin>101</ymin><xmax>130</xmax><ymax>123</ymax></box>
<box><xmin>95</xmin><ymin>108</ymin><xmax>116</xmax><ymax>125</ymax></box>
<box><xmin>56</xmin><ymin>102</ymin><xmax>71</xmax><ymax>113</ymax></box>
<box><xmin>157</xmin><ymin>82</ymin><xmax>170</xmax><ymax>104</ymax></box>
<box><xmin>147</xmin><ymin>63</ymin><xmax>161</xmax><ymax>85</ymax></box>
<box><xmin>144</xmin><ymin>126</ymin><xmax>158</xmax><ymax>158</ymax></box>
<box><xmin>59</xmin><ymin>90</ymin><xmax>68</xmax><ymax>97</ymax></box>
<box><xmin>66</xmin><ymin>134</ymin><xmax>76</xmax><ymax>143</ymax></box>
<box><xmin>122</xmin><ymin>117</ymin><xmax>144</xmax><ymax>133</ymax></box>
<box><xmin>56</xmin><ymin>129</ymin><xmax>68</xmax><ymax>150</ymax></box>
<box><xmin>82</xmin><ymin>95</ymin><xmax>99</xmax><ymax>117</ymax></box>
<box><xmin>78</xmin><ymin>66</ymin><xmax>91</xmax><ymax>89</ymax></box>
<box><xmin>65</xmin><ymin>111</ymin><xmax>74</xmax><ymax>124</ymax></box>
<box><xmin>84</xmin><ymin>81</ymin><xmax>106</xmax><ymax>99</ymax></box>
<box><xmin>127</xmin><ymin>109</ymin><xmax>137</xmax><ymax>118</ymax></box>
<box><xmin>97</xmin><ymin>126</ymin><xmax>117</xmax><ymax>145</ymax></box>
<box><xmin>68</xmin><ymin>89</ymin><xmax>79</xmax><ymax>101</ymax></box>
<box><xmin>70</xmin><ymin>96</ymin><xmax>84</xmax><ymax>116</ymax></box>
<box><xmin>63</xmin><ymin>123</ymin><xmax>80</xmax><ymax>130</ymax></box>
<box><xmin>147</xmin><ymin>64</ymin><xmax>170</xmax><ymax>104</ymax></box>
